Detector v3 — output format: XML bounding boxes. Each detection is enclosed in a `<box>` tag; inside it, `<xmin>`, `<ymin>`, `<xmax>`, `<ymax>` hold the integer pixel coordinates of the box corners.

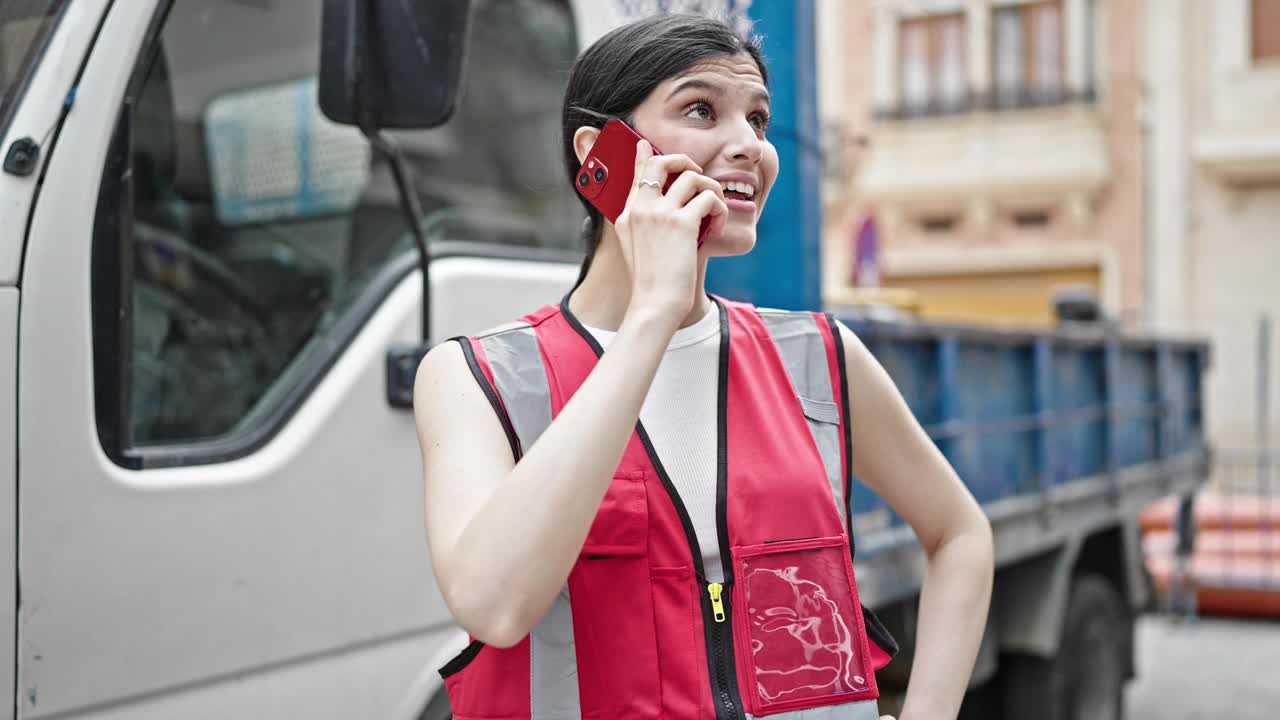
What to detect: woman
<box><xmin>415</xmin><ymin>14</ymin><xmax>993</xmax><ymax>720</ymax></box>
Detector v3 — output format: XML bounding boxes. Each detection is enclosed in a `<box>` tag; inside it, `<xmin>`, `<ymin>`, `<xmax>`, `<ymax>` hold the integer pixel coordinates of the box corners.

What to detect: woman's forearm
<box><xmin>442</xmin><ymin>307</ymin><xmax>679</xmax><ymax>646</ymax></box>
<box><xmin>899</xmin><ymin>519</ymin><xmax>995</xmax><ymax>719</ymax></box>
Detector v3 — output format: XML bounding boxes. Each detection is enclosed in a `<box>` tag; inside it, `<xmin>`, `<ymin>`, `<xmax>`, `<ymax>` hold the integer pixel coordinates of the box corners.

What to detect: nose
<box><xmin>722</xmin><ymin>115</ymin><xmax>764</xmax><ymax>165</ymax></box>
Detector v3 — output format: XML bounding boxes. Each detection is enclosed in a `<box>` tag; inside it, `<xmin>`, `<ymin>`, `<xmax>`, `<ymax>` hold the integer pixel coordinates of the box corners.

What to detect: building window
<box><xmin>899</xmin><ymin>12</ymin><xmax>967</xmax><ymax>115</ymax></box>
<box><xmin>1254</xmin><ymin>0</ymin><xmax>1280</xmax><ymax>62</ymax></box>
<box><xmin>1012</xmin><ymin>209</ymin><xmax>1052</xmax><ymax>228</ymax></box>
<box><xmin>993</xmin><ymin>0</ymin><xmax>1064</xmax><ymax>108</ymax></box>
<box><xmin>920</xmin><ymin>214</ymin><xmax>959</xmax><ymax>234</ymax></box>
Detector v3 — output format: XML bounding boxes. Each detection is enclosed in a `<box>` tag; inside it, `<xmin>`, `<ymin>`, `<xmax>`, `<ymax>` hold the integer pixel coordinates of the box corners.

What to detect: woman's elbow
<box><xmin>442</xmin><ymin>579</ymin><xmax>538</xmax><ymax>649</ymax></box>
<box><xmin>467</xmin><ymin>617</ymin><xmax>531</xmax><ymax>650</ymax></box>
<box><xmin>932</xmin><ymin>503</ymin><xmax>994</xmax><ymax>570</ymax></box>
<box><xmin>966</xmin><ymin>509</ymin><xmax>995</xmax><ymax>573</ymax></box>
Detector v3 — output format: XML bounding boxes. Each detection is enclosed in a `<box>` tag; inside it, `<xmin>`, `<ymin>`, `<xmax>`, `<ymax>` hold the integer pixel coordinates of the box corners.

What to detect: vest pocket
<box><xmin>862</xmin><ymin>602</ymin><xmax>899</xmax><ymax>671</ymax></box>
<box><xmin>730</xmin><ymin>535</ymin><xmax>879</xmax><ymax>716</ymax></box>
<box><xmin>569</xmin><ymin>471</ymin><xmax>661</xmax><ymax>718</ymax></box>
<box><xmin>650</xmin><ymin>565</ymin><xmax>702</xmax><ymax>717</ymax></box>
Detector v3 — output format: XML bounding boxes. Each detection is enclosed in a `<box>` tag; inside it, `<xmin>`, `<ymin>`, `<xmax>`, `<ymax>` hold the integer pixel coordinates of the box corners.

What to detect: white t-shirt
<box><xmin>584</xmin><ymin>306</ymin><xmax>726</xmax><ymax>582</ymax></box>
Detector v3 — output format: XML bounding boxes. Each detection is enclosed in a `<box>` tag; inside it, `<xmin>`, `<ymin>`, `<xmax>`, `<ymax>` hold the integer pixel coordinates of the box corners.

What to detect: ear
<box><xmin>572</xmin><ymin>126</ymin><xmax>602</xmax><ymax>165</ymax></box>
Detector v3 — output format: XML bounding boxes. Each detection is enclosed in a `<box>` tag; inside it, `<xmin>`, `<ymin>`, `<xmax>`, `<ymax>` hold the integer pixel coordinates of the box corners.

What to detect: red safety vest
<box><xmin>440</xmin><ymin>296</ymin><xmax>897</xmax><ymax>719</ymax></box>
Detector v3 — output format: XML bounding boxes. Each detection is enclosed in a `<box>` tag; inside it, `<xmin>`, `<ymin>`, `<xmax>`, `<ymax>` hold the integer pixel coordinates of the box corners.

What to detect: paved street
<box><xmin>1126</xmin><ymin>615</ymin><xmax>1280</xmax><ymax>719</ymax></box>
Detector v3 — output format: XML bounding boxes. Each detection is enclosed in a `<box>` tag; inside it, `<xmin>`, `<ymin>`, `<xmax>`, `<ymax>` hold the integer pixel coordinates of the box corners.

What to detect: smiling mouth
<box><xmin>720</xmin><ymin>180</ymin><xmax>757</xmax><ymax>202</ymax></box>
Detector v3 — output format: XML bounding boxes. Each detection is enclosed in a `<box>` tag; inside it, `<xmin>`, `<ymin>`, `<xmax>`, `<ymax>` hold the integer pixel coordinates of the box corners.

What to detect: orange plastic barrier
<box><xmin>1146</xmin><ymin>554</ymin><xmax>1280</xmax><ymax>619</ymax></box>
<box><xmin>1139</xmin><ymin>493</ymin><xmax>1280</xmax><ymax>533</ymax></box>
<box><xmin>1142</xmin><ymin>492</ymin><xmax>1280</xmax><ymax>618</ymax></box>
<box><xmin>1143</xmin><ymin>529</ymin><xmax>1280</xmax><ymax>559</ymax></box>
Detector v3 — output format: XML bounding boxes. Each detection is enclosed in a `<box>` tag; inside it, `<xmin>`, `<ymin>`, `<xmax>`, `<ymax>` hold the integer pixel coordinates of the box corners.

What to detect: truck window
<box><xmin>92</xmin><ymin>0</ymin><xmax>580</xmax><ymax>463</ymax></box>
<box><xmin>0</xmin><ymin>1</ymin><xmax>67</xmax><ymax>132</ymax></box>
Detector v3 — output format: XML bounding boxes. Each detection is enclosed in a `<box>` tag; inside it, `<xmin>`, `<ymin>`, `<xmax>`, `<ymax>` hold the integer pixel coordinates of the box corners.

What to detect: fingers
<box><xmin>662</xmin><ymin>170</ymin><xmax>725</xmax><ymax>209</ymax></box>
<box><xmin>635</xmin><ymin>153</ymin><xmax>701</xmax><ymax>191</ymax></box>
<box><xmin>625</xmin><ymin>151</ymin><xmax>704</xmax><ymax>222</ymax></box>
<box><xmin>687</xmin><ymin>186</ymin><xmax>729</xmax><ymax>240</ymax></box>
<box><xmin>681</xmin><ymin>187</ymin><xmax>728</xmax><ymax>233</ymax></box>
<box><xmin>631</xmin><ymin>139</ymin><xmax>655</xmax><ymax>190</ymax></box>
<box><xmin>621</xmin><ymin>147</ymin><xmax>723</xmax><ymax>244</ymax></box>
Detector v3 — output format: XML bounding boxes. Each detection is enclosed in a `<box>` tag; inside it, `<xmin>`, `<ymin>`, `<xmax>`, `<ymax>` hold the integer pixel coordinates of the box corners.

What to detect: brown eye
<box><xmin>685</xmin><ymin>101</ymin><xmax>713</xmax><ymax>121</ymax></box>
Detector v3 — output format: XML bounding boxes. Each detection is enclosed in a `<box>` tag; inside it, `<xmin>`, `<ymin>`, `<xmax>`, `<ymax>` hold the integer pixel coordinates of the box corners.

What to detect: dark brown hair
<box><xmin>561</xmin><ymin>14</ymin><xmax>767</xmax><ymax>281</ymax></box>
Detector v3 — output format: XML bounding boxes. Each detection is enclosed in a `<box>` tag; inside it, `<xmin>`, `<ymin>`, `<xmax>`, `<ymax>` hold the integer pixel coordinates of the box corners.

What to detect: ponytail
<box><xmin>573</xmin><ymin>216</ymin><xmax>599</xmax><ymax>290</ymax></box>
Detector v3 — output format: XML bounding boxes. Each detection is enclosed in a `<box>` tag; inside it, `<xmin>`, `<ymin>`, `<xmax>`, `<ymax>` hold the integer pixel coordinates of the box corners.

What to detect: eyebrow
<box><xmin>666</xmin><ymin>78</ymin><xmax>771</xmax><ymax>105</ymax></box>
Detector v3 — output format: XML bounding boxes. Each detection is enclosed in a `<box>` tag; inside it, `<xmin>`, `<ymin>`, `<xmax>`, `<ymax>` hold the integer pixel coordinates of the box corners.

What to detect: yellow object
<box><xmin>889</xmin><ymin>266</ymin><xmax>1101</xmax><ymax>326</ymax></box>
<box><xmin>825</xmin><ymin>287</ymin><xmax>922</xmax><ymax>315</ymax></box>
<box><xmin>826</xmin><ymin>265</ymin><xmax>1102</xmax><ymax>327</ymax></box>
<box><xmin>707</xmin><ymin>582</ymin><xmax>726</xmax><ymax>623</ymax></box>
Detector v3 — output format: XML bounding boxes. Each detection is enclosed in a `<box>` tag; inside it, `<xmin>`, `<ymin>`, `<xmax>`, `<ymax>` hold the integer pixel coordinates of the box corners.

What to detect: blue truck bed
<box><xmin>837</xmin><ymin>314</ymin><xmax>1211</xmax><ymax>607</ymax></box>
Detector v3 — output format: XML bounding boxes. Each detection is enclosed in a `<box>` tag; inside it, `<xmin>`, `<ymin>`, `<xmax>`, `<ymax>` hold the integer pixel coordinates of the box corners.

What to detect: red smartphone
<box><xmin>575</xmin><ymin>118</ymin><xmax>713</xmax><ymax>246</ymax></box>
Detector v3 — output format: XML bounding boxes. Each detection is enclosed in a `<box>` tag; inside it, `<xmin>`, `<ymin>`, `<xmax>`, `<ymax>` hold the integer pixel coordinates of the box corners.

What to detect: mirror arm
<box><xmin>350</xmin><ymin>0</ymin><xmax>431</xmax><ymax>343</ymax></box>
<box><xmin>364</xmin><ymin>130</ymin><xmax>432</xmax><ymax>343</ymax></box>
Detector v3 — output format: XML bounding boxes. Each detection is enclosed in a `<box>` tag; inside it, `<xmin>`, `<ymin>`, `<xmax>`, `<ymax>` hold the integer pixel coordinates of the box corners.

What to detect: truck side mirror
<box><xmin>317</xmin><ymin>0</ymin><xmax>472</xmax><ymax>406</ymax></box>
<box><xmin>318</xmin><ymin>0</ymin><xmax>471</xmax><ymax>130</ymax></box>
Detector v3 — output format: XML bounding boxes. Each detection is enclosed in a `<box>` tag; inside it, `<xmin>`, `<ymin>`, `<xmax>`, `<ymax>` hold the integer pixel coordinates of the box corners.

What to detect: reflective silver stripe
<box><xmin>475</xmin><ymin>325</ymin><xmax>581</xmax><ymax>718</ymax></box>
<box><xmin>477</xmin><ymin>324</ymin><xmax>552</xmax><ymax>457</ymax></box>
<box><xmin>530</xmin><ymin>587</ymin><xmax>580</xmax><ymax>719</ymax></box>
<box><xmin>758</xmin><ymin>310</ymin><xmax>846</xmax><ymax>526</ymax></box>
<box><xmin>746</xmin><ymin>699</ymin><xmax>881</xmax><ymax>719</ymax></box>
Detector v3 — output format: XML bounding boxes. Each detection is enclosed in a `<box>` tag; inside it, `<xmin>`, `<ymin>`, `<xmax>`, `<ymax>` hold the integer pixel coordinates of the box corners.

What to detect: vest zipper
<box><xmin>704</xmin><ymin>585</ymin><xmax>740</xmax><ymax>720</ymax></box>
<box><xmin>707</xmin><ymin>582</ymin><xmax>726</xmax><ymax>622</ymax></box>
<box><xmin>708</xmin><ymin>300</ymin><xmax>743</xmax><ymax>720</ymax></box>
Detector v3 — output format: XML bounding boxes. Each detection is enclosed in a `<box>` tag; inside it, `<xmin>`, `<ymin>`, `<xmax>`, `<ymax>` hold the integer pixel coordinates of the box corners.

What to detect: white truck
<box><xmin>1</xmin><ymin>1</ymin><xmax>593</xmax><ymax>717</ymax></box>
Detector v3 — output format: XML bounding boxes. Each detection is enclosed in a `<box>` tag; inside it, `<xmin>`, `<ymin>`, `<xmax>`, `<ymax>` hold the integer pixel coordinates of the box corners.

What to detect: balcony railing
<box><xmin>874</xmin><ymin>85</ymin><xmax>1097</xmax><ymax>121</ymax></box>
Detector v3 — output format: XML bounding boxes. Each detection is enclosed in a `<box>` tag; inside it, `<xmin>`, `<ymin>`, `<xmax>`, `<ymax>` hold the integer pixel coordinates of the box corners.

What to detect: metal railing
<box><xmin>1154</xmin><ymin>315</ymin><xmax>1278</xmax><ymax>619</ymax></box>
<box><xmin>874</xmin><ymin>85</ymin><xmax>1097</xmax><ymax>121</ymax></box>
<box><xmin>1161</xmin><ymin>449</ymin><xmax>1280</xmax><ymax>617</ymax></box>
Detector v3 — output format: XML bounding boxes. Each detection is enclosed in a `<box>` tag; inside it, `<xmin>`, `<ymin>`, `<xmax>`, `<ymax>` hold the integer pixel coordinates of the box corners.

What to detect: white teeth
<box><xmin>721</xmin><ymin>181</ymin><xmax>756</xmax><ymax>198</ymax></box>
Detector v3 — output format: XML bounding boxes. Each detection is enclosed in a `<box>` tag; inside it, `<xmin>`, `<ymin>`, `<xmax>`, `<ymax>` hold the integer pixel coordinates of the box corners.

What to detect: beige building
<box><xmin>1145</xmin><ymin>0</ymin><xmax>1280</xmax><ymax>450</ymax></box>
<box><xmin>818</xmin><ymin>0</ymin><xmax>1142</xmax><ymax>326</ymax></box>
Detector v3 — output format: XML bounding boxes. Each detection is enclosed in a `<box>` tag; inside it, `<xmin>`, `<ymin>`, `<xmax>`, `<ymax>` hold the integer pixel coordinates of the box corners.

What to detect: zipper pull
<box><xmin>708</xmin><ymin>582</ymin><xmax>726</xmax><ymax>623</ymax></box>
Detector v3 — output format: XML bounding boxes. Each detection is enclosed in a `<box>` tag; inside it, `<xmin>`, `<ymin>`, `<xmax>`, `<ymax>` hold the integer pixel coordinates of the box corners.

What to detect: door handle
<box><xmin>385</xmin><ymin>342</ymin><xmax>433</xmax><ymax>408</ymax></box>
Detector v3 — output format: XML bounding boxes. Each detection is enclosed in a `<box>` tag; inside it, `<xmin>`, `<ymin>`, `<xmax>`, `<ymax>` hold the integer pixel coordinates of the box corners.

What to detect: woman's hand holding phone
<box><xmin>615</xmin><ymin>139</ymin><xmax>727</xmax><ymax>325</ymax></box>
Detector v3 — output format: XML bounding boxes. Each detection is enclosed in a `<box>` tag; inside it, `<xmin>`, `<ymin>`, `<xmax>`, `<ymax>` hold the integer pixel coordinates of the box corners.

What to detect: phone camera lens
<box><xmin>594</xmin><ymin>168</ymin><xmax>606</xmax><ymax>183</ymax></box>
<box><xmin>578</xmin><ymin>172</ymin><xmax>590</xmax><ymax>187</ymax></box>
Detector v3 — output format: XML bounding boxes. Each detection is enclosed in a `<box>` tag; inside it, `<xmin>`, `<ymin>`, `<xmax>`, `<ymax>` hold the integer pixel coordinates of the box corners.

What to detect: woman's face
<box><xmin>628</xmin><ymin>53</ymin><xmax>779</xmax><ymax>256</ymax></box>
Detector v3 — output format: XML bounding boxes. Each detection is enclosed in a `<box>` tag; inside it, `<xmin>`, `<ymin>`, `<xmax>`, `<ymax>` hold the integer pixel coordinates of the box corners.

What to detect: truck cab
<box><xmin>2</xmin><ymin>1</ymin><xmax>589</xmax><ymax>717</ymax></box>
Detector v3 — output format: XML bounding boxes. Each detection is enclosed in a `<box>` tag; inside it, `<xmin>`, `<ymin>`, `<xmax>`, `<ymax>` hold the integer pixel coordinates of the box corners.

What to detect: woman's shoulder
<box><xmin>466</xmin><ymin>303</ymin><xmax>564</xmax><ymax>341</ymax></box>
<box><xmin>416</xmin><ymin>339</ymin><xmax>471</xmax><ymax>394</ymax></box>
<box><xmin>428</xmin><ymin>302</ymin><xmax>566</xmax><ymax>382</ymax></box>
<box><xmin>751</xmin><ymin>306</ymin><xmax>857</xmax><ymax>342</ymax></box>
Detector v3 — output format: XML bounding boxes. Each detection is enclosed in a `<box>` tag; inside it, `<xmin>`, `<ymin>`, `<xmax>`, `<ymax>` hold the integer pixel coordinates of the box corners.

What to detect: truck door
<box><xmin>3</xmin><ymin>4</ymin><xmax>109</xmax><ymax>719</ymax></box>
<box><xmin>16</xmin><ymin>1</ymin><xmax>579</xmax><ymax>717</ymax></box>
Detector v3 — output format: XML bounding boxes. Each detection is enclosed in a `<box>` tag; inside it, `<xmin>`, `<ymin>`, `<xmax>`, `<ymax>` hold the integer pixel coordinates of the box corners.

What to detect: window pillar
<box><xmin>967</xmin><ymin>0</ymin><xmax>991</xmax><ymax>99</ymax></box>
<box><xmin>873</xmin><ymin>3</ymin><xmax>900</xmax><ymax>111</ymax></box>
<box><xmin>1064</xmin><ymin>0</ymin><xmax>1090</xmax><ymax>94</ymax></box>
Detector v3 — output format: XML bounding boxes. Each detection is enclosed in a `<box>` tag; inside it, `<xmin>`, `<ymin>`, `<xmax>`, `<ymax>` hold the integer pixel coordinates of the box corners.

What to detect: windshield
<box><xmin>0</xmin><ymin>1</ymin><xmax>67</xmax><ymax>132</ymax></box>
<box><xmin>108</xmin><ymin>0</ymin><xmax>583</xmax><ymax>446</ymax></box>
